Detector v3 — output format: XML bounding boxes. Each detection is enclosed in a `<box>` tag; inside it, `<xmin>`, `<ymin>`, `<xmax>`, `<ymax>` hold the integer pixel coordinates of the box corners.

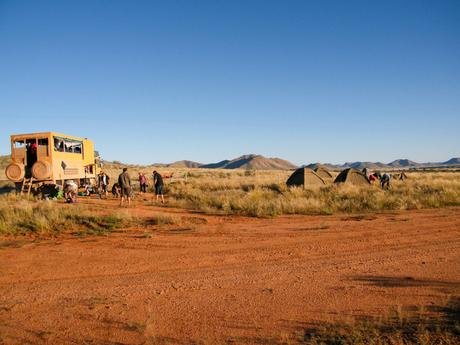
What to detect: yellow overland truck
<box><xmin>5</xmin><ymin>132</ymin><xmax>101</xmax><ymax>194</ymax></box>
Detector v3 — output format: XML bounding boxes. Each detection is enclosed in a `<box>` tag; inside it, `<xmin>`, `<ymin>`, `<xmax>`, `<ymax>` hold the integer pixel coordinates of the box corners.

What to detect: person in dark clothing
<box><xmin>112</xmin><ymin>182</ymin><xmax>121</xmax><ymax>198</ymax></box>
<box><xmin>152</xmin><ymin>170</ymin><xmax>165</xmax><ymax>203</ymax></box>
<box><xmin>118</xmin><ymin>168</ymin><xmax>132</xmax><ymax>206</ymax></box>
<box><xmin>26</xmin><ymin>143</ymin><xmax>38</xmax><ymax>177</ymax></box>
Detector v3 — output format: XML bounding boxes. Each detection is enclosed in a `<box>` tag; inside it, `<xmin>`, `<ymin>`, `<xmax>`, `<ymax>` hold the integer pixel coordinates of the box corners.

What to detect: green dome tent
<box><xmin>334</xmin><ymin>168</ymin><xmax>370</xmax><ymax>186</ymax></box>
<box><xmin>287</xmin><ymin>168</ymin><xmax>326</xmax><ymax>188</ymax></box>
<box><xmin>314</xmin><ymin>165</ymin><xmax>334</xmax><ymax>182</ymax></box>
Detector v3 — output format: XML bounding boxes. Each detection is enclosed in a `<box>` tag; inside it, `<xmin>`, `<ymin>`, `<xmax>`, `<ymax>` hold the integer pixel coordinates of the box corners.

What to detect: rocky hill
<box><xmin>166</xmin><ymin>160</ymin><xmax>202</xmax><ymax>168</ymax></box>
<box><xmin>200</xmin><ymin>154</ymin><xmax>297</xmax><ymax>170</ymax></box>
<box><xmin>443</xmin><ymin>158</ymin><xmax>460</xmax><ymax>165</ymax></box>
<box><xmin>388</xmin><ymin>159</ymin><xmax>419</xmax><ymax>168</ymax></box>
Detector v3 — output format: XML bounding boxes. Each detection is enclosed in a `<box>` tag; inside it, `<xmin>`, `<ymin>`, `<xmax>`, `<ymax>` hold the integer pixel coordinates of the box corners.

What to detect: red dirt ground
<box><xmin>0</xmin><ymin>198</ymin><xmax>459</xmax><ymax>344</ymax></box>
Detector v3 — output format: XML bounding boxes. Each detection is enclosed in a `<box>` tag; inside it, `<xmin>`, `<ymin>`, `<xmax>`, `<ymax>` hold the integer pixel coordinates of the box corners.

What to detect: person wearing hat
<box><xmin>98</xmin><ymin>170</ymin><xmax>110</xmax><ymax>198</ymax></box>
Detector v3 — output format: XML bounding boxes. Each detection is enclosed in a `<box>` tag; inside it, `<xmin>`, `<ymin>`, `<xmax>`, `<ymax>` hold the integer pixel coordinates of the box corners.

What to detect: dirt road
<box><xmin>1</xmin><ymin>200</ymin><xmax>459</xmax><ymax>344</ymax></box>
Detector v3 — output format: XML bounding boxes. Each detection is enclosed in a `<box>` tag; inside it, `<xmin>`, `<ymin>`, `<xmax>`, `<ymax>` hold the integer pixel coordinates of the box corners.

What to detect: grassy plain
<box><xmin>151</xmin><ymin>170</ymin><xmax>460</xmax><ymax>217</ymax></box>
<box><xmin>2</xmin><ymin>169</ymin><xmax>460</xmax><ymax>225</ymax></box>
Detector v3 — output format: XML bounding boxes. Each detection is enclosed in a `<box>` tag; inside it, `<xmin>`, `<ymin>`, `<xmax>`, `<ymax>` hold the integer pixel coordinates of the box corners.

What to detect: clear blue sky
<box><xmin>0</xmin><ymin>0</ymin><xmax>459</xmax><ymax>165</ymax></box>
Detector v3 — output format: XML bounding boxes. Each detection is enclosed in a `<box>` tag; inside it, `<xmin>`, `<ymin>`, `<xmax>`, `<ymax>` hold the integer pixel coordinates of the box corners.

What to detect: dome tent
<box><xmin>286</xmin><ymin>168</ymin><xmax>326</xmax><ymax>188</ymax></box>
<box><xmin>314</xmin><ymin>165</ymin><xmax>334</xmax><ymax>181</ymax></box>
<box><xmin>392</xmin><ymin>171</ymin><xmax>408</xmax><ymax>181</ymax></box>
<box><xmin>334</xmin><ymin>168</ymin><xmax>370</xmax><ymax>186</ymax></box>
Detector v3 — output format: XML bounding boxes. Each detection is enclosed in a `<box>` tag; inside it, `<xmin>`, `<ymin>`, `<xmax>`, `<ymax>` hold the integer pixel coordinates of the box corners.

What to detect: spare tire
<box><xmin>5</xmin><ymin>163</ymin><xmax>25</xmax><ymax>182</ymax></box>
<box><xmin>32</xmin><ymin>161</ymin><xmax>51</xmax><ymax>180</ymax></box>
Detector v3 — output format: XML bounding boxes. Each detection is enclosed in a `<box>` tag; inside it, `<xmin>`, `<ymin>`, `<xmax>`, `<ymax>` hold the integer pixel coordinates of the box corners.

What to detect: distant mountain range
<box><xmin>155</xmin><ymin>155</ymin><xmax>460</xmax><ymax>170</ymax></box>
<box><xmin>151</xmin><ymin>154</ymin><xmax>297</xmax><ymax>170</ymax></box>
<box><xmin>305</xmin><ymin>158</ymin><xmax>460</xmax><ymax>171</ymax></box>
<box><xmin>1</xmin><ymin>154</ymin><xmax>459</xmax><ymax>171</ymax></box>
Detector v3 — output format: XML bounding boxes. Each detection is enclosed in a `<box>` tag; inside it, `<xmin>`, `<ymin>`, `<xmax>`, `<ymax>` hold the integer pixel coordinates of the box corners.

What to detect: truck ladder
<box><xmin>21</xmin><ymin>177</ymin><xmax>34</xmax><ymax>195</ymax></box>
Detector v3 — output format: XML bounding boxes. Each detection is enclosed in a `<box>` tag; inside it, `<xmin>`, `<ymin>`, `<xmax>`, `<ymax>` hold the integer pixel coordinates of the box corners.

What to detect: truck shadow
<box><xmin>0</xmin><ymin>185</ymin><xmax>16</xmax><ymax>195</ymax></box>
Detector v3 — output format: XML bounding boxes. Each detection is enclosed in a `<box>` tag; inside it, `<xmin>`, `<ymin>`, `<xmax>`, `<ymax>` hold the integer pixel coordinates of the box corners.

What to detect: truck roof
<box><xmin>11</xmin><ymin>132</ymin><xmax>90</xmax><ymax>142</ymax></box>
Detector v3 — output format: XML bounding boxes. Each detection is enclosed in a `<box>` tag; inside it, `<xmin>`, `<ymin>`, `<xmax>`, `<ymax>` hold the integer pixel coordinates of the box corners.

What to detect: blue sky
<box><xmin>0</xmin><ymin>0</ymin><xmax>459</xmax><ymax>165</ymax></box>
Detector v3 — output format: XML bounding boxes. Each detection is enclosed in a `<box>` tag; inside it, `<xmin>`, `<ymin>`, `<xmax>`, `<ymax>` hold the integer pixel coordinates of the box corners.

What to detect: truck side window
<box><xmin>64</xmin><ymin>140</ymin><xmax>82</xmax><ymax>154</ymax></box>
<box><xmin>14</xmin><ymin>140</ymin><xmax>25</xmax><ymax>148</ymax></box>
<box><xmin>74</xmin><ymin>143</ymin><xmax>82</xmax><ymax>153</ymax></box>
<box><xmin>54</xmin><ymin>137</ymin><xmax>64</xmax><ymax>152</ymax></box>
<box><xmin>38</xmin><ymin>138</ymin><xmax>48</xmax><ymax>146</ymax></box>
<box><xmin>64</xmin><ymin>142</ymin><xmax>72</xmax><ymax>153</ymax></box>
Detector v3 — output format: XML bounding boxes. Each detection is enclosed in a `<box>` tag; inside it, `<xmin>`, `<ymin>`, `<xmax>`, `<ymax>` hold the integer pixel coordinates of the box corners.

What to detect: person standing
<box><xmin>138</xmin><ymin>172</ymin><xmax>147</xmax><ymax>193</ymax></box>
<box><xmin>152</xmin><ymin>170</ymin><xmax>165</xmax><ymax>203</ymax></box>
<box><xmin>118</xmin><ymin>168</ymin><xmax>132</xmax><ymax>206</ymax></box>
<box><xmin>98</xmin><ymin>171</ymin><xmax>110</xmax><ymax>198</ymax></box>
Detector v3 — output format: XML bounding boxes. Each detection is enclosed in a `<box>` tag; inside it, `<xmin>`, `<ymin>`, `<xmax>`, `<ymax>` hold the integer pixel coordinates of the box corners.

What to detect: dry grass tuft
<box><xmin>145</xmin><ymin>213</ymin><xmax>179</xmax><ymax>226</ymax></box>
<box><xmin>0</xmin><ymin>194</ymin><xmax>135</xmax><ymax>236</ymax></box>
<box><xmin>0</xmin><ymin>193</ymin><xmax>188</xmax><ymax>236</ymax></box>
<box><xmin>306</xmin><ymin>299</ymin><xmax>460</xmax><ymax>344</ymax></box>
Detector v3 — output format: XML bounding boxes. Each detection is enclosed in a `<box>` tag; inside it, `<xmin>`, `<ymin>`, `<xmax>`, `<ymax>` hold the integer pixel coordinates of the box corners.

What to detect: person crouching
<box><xmin>380</xmin><ymin>173</ymin><xmax>391</xmax><ymax>190</ymax></box>
<box><xmin>64</xmin><ymin>180</ymin><xmax>78</xmax><ymax>203</ymax></box>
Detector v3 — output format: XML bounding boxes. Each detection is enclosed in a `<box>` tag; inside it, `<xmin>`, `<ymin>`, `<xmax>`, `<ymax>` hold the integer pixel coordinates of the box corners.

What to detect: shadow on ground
<box><xmin>350</xmin><ymin>275</ymin><xmax>460</xmax><ymax>294</ymax></box>
<box><xmin>0</xmin><ymin>184</ymin><xmax>16</xmax><ymax>195</ymax></box>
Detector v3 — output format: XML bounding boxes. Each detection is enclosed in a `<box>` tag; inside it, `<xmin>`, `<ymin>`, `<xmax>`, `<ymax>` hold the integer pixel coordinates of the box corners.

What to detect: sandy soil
<box><xmin>0</xmin><ymin>198</ymin><xmax>459</xmax><ymax>345</ymax></box>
